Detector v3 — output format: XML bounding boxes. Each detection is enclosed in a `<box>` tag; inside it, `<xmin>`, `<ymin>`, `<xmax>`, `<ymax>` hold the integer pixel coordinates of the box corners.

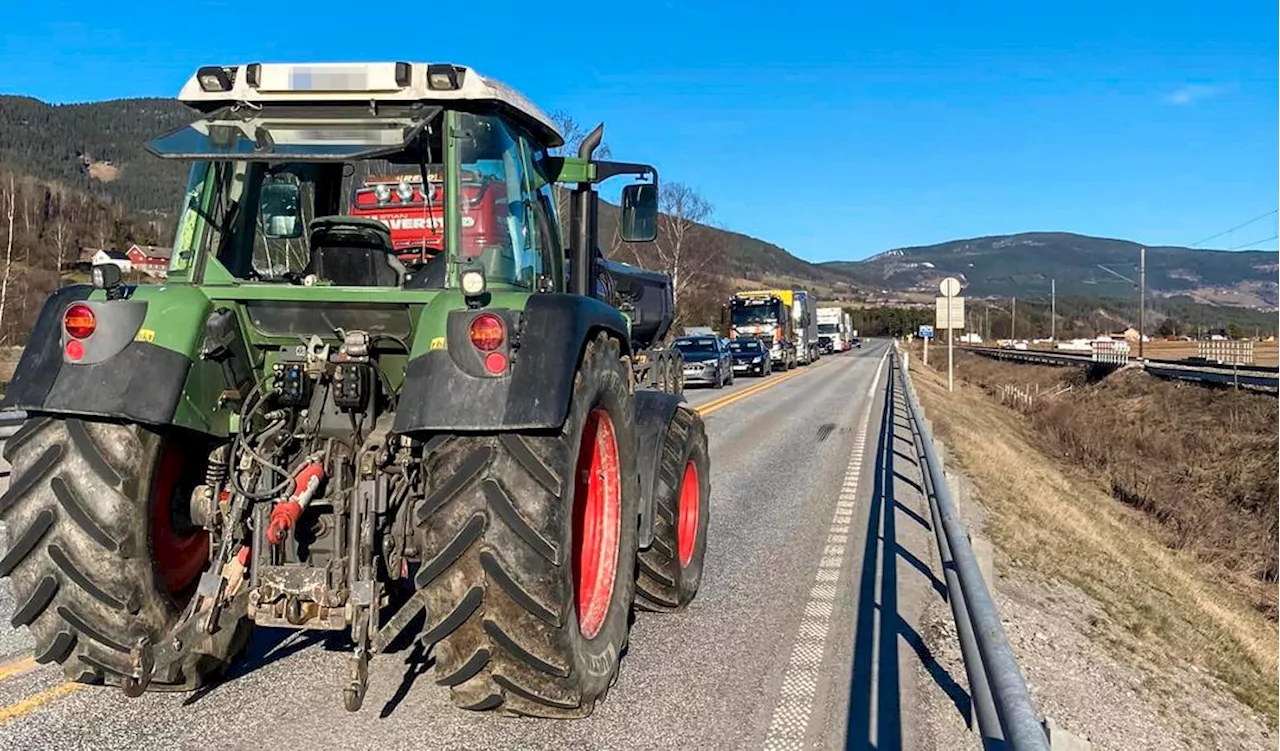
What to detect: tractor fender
<box><xmin>2</xmin><ymin>286</ymin><xmax>207</xmax><ymax>428</ymax></box>
<box><xmin>632</xmin><ymin>390</ymin><xmax>687</xmax><ymax>549</ymax></box>
<box><xmin>393</xmin><ymin>294</ymin><xmax>632</xmax><ymax>433</ymax></box>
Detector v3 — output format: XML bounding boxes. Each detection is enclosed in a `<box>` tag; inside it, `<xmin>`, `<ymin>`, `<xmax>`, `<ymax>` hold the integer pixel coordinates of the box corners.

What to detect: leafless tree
<box><xmin>0</xmin><ymin>173</ymin><xmax>15</xmax><ymax>342</ymax></box>
<box><xmin>654</xmin><ymin>183</ymin><xmax>716</xmax><ymax>313</ymax></box>
<box><xmin>53</xmin><ymin>215</ymin><xmax>69</xmax><ymax>282</ymax></box>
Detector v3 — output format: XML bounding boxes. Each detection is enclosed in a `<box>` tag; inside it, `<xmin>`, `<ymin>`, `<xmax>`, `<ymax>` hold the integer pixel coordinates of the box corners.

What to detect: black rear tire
<box><xmin>0</xmin><ymin>417</ymin><xmax>250</xmax><ymax>689</ymax></box>
<box><xmin>414</xmin><ymin>332</ymin><xmax>640</xmax><ymax>717</ymax></box>
<box><xmin>635</xmin><ymin>406</ymin><xmax>710</xmax><ymax>612</ymax></box>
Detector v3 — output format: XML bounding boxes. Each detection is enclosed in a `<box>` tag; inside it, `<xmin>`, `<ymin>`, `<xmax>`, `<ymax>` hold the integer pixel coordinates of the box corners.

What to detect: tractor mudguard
<box><xmin>393</xmin><ymin>294</ymin><xmax>631</xmax><ymax>432</ymax></box>
<box><xmin>3</xmin><ymin>285</ymin><xmax>209</xmax><ymax>428</ymax></box>
<box><xmin>632</xmin><ymin>389</ymin><xmax>686</xmax><ymax>549</ymax></box>
<box><xmin>2</xmin><ymin>284</ymin><xmax>94</xmax><ymax>411</ymax></box>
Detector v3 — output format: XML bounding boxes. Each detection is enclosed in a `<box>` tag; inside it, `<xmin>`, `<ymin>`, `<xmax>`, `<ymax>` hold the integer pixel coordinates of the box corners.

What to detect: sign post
<box><xmin>935</xmin><ymin>278</ymin><xmax>965</xmax><ymax>392</ymax></box>
<box><xmin>918</xmin><ymin>325</ymin><xmax>934</xmax><ymax>365</ymax></box>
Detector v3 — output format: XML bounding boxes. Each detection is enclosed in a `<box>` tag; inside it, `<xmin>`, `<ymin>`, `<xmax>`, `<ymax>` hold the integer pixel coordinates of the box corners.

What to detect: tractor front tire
<box><xmin>415</xmin><ymin>332</ymin><xmax>640</xmax><ymax>717</ymax></box>
<box><xmin>0</xmin><ymin>417</ymin><xmax>249</xmax><ymax>689</ymax></box>
<box><xmin>635</xmin><ymin>406</ymin><xmax>710</xmax><ymax>611</ymax></box>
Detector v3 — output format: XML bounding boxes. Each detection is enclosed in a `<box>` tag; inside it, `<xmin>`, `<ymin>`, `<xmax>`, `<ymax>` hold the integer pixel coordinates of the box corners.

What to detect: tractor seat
<box><xmin>305</xmin><ymin>216</ymin><xmax>405</xmax><ymax>287</ymax></box>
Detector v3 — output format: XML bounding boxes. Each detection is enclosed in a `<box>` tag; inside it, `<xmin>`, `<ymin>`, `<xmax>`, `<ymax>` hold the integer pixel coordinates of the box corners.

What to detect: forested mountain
<box><xmin>822</xmin><ymin>232</ymin><xmax>1277</xmax><ymax>309</ymax></box>
<box><xmin>0</xmin><ymin>94</ymin><xmax>1272</xmax><ymax>342</ymax></box>
<box><xmin>0</xmin><ymin>96</ymin><xmax>194</xmax><ymax>216</ymax></box>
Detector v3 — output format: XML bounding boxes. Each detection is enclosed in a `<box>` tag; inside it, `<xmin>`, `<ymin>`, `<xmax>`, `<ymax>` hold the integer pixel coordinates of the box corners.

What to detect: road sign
<box><xmin>1091</xmin><ymin>339</ymin><xmax>1130</xmax><ymax>364</ymax></box>
<box><xmin>1197</xmin><ymin>340</ymin><xmax>1254</xmax><ymax>365</ymax></box>
<box><xmin>934</xmin><ymin>297</ymin><xmax>965</xmax><ymax>329</ymax></box>
<box><xmin>939</xmin><ymin>277</ymin><xmax>962</xmax><ymax>297</ymax></box>
<box><xmin>918</xmin><ymin>325</ymin><xmax>934</xmax><ymax>339</ymax></box>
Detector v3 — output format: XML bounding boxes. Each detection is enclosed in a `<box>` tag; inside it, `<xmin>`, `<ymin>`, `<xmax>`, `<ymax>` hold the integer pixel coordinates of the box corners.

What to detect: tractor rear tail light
<box><xmin>64</xmin><ymin>340</ymin><xmax>85</xmax><ymax>362</ymax></box>
<box><xmin>484</xmin><ymin>352</ymin><xmax>507</xmax><ymax>375</ymax></box>
<box><xmin>63</xmin><ymin>304</ymin><xmax>97</xmax><ymax>339</ymax></box>
<box><xmin>468</xmin><ymin>314</ymin><xmax>504</xmax><ymax>351</ymax></box>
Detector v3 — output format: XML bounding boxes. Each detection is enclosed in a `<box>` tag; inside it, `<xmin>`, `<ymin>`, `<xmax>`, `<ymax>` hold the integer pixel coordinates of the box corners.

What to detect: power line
<box><xmin>1227</xmin><ymin>234</ymin><xmax>1279</xmax><ymax>250</ymax></box>
<box><xmin>1189</xmin><ymin>209</ymin><xmax>1277</xmax><ymax>247</ymax></box>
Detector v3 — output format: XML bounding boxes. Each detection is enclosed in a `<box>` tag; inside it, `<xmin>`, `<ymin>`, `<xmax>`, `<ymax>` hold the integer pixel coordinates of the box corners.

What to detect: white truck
<box><xmin>847</xmin><ymin>312</ymin><xmax>860</xmax><ymax>349</ymax></box>
<box><xmin>817</xmin><ymin>307</ymin><xmax>846</xmax><ymax>354</ymax></box>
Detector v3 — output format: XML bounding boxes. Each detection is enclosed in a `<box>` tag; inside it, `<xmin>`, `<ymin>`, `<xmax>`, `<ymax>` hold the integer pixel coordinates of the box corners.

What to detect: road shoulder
<box><xmin>907</xmin><ymin>353</ymin><xmax>1278</xmax><ymax>751</ymax></box>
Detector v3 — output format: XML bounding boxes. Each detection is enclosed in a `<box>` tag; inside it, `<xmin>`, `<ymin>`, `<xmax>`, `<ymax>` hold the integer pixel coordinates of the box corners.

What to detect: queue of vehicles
<box><xmin>668</xmin><ymin>292</ymin><xmax>855</xmax><ymax>388</ymax></box>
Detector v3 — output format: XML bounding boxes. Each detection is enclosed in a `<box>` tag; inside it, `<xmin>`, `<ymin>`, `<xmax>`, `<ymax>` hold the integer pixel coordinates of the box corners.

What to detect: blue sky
<box><xmin>0</xmin><ymin>1</ymin><xmax>1276</xmax><ymax>262</ymax></box>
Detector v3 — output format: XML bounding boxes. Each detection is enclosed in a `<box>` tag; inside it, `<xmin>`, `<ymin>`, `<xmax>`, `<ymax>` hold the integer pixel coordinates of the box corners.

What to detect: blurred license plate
<box><xmin>290</xmin><ymin>66</ymin><xmax>370</xmax><ymax>91</ymax></box>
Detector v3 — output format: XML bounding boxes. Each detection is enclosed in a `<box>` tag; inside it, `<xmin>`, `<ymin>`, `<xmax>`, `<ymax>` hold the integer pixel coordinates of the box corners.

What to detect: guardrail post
<box><xmin>1044</xmin><ymin>716</ymin><xmax>1093</xmax><ymax>750</ymax></box>
<box><xmin>971</xmin><ymin>535</ymin><xmax>995</xmax><ymax>592</ymax></box>
<box><xmin>947</xmin><ymin>472</ymin><xmax>963</xmax><ymax>514</ymax></box>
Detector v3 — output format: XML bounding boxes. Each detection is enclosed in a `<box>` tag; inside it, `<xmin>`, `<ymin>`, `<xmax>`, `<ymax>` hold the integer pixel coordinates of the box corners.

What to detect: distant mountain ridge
<box><xmin>820</xmin><ymin>232</ymin><xmax>1277</xmax><ymax>309</ymax></box>
<box><xmin>0</xmin><ymin>95</ymin><xmax>1272</xmax><ymax>310</ymax></box>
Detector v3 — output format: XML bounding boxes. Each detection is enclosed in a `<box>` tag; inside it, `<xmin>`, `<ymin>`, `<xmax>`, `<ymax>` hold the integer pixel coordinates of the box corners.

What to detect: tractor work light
<box><xmin>426</xmin><ymin>64</ymin><xmax>465</xmax><ymax>91</ymax></box>
<box><xmin>469</xmin><ymin>314</ymin><xmax>504</xmax><ymax>351</ymax></box>
<box><xmin>63</xmin><ymin>303</ymin><xmax>97</xmax><ymax>339</ymax></box>
<box><xmin>91</xmin><ymin>262</ymin><xmax>124</xmax><ymax>299</ymax></box>
<box><xmin>396</xmin><ymin>181</ymin><xmax>414</xmax><ymax>202</ymax></box>
<box><xmin>196</xmin><ymin>66</ymin><xmax>234</xmax><ymax>92</ymax></box>
<box><xmin>460</xmin><ymin>268</ymin><xmax>487</xmax><ymax>297</ymax></box>
<box><xmin>374</xmin><ymin>184</ymin><xmax>392</xmax><ymax>204</ymax></box>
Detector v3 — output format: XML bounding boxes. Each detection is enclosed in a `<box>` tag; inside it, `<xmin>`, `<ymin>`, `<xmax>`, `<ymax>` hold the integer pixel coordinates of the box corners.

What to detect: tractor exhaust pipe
<box><xmin>571</xmin><ymin>124</ymin><xmax>605</xmax><ymax>296</ymax></box>
<box><xmin>577</xmin><ymin>124</ymin><xmax>604</xmax><ymax>159</ymax></box>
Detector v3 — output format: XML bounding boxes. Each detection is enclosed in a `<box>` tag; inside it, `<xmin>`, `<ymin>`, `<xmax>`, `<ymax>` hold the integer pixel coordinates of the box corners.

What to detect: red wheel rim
<box><xmin>677</xmin><ymin>460</ymin><xmax>700</xmax><ymax>567</ymax></box>
<box><xmin>150</xmin><ymin>443</ymin><xmax>209</xmax><ymax>596</ymax></box>
<box><xmin>572</xmin><ymin>408</ymin><xmax>622</xmax><ymax>640</ymax></box>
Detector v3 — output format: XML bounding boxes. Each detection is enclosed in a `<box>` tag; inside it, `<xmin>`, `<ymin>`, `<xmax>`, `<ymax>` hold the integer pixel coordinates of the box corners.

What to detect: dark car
<box><xmin>851</xmin><ymin>336</ymin><xmax>862</xmax><ymax>349</ymax></box>
<box><xmin>729</xmin><ymin>338</ymin><xmax>772</xmax><ymax>377</ymax></box>
<box><xmin>673</xmin><ymin>335</ymin><xmax>734</xmax><ymax>388</ymax></box>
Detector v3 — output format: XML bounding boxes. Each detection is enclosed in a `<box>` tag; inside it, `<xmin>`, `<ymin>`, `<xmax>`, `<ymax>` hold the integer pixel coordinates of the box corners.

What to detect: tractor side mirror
<box><xmin>259</xmin><ymin>180</ymin><xmax>304</xmax><ymax>239</ymax></box>
<box><xmin>620</xmin><ymin>183</ymin><xmax>658</xmax><ymax>243</ymax></box>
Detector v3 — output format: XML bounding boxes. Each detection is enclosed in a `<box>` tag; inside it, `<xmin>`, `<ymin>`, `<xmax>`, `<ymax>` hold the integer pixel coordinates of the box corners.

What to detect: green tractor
<box><xmin>0</xmin><ymin>62</ymin><xmax>709</xmax><ymax>717</ymax></box>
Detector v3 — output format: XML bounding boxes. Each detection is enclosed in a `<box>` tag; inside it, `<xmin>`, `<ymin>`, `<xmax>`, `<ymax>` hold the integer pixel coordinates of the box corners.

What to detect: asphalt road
<box><xmin>0</xmin><ymin>341</ymin><xmax>952</xmax><ymax>750</ymax></box>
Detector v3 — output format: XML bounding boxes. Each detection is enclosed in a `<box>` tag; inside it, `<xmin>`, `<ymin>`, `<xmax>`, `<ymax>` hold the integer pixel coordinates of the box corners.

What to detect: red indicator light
<box><xmin>65</xmin><ymin>340</ymin><xmax>85</xmax><ymax>361</ymax></box>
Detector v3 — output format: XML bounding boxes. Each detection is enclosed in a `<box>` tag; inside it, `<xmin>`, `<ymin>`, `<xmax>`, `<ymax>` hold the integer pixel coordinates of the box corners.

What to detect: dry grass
<box><xmin>907</xmin><ymin>350</ymin><xmax>1279</xmax><ymax>723</ymax></box>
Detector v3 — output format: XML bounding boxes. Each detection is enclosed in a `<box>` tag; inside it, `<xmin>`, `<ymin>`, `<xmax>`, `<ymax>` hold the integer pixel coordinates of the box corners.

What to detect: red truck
<box><xmin>348</xmin><ymin>171</ymin><xmax>509</xmax><ymax>266</ymax></box>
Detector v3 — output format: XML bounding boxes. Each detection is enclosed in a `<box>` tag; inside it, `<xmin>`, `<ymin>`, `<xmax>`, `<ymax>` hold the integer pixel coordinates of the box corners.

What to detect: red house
<box><xmin>125</xmin><ymin>245</ymin><xmax>173</xmax><ymax>278</ymax></box>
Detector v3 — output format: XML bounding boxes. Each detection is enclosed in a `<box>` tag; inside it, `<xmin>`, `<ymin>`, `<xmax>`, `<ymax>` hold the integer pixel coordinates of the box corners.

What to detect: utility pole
<box><xmin>1138</xmin><ymin>247</ymin><xmax>1145</xmax><ymax>359</ymax></box>
<box><xmin>1011</xmin><ymin>296</ymin><xmax>1017</xmax><ymax>340</ymax></box>
<box><xmin>1050</xmin><ymin>278</ymin><xmax>1056</xmax><ymax>341</ymax></box>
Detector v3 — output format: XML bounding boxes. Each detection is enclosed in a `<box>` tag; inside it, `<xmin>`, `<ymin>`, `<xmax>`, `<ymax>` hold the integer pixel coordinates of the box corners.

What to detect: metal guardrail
<box><xmin>963</xmin><ymin>346</ymin><xmax>1278</xmax><ymax>392</ymax></box>
<box><xmin>895</xmin><ymin>350</ymin><xmax>1051</xmax><ymax>750</ymax></box>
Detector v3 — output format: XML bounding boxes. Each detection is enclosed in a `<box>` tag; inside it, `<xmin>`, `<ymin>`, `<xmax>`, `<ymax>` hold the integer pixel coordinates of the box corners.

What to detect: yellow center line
<box><xmin>0</xmin><ymin>683</ymin><xmax>81</xmax><ymax>726</ymax></box>
<box><xmin>696</xmin><ymin>358</ymin><xmax>830</xmax><ymax>416</ymax></box>
<box><xmin>0</xmin><ymin>657</ymin><xmax>37</xmax><ymax>682</ymax></box>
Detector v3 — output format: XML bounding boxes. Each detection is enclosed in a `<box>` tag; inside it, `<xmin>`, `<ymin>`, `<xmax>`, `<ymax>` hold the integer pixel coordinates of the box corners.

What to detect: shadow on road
<box><xmin>846</xmin><ymin>374</ymin><xmax>969</xmax><ymax>750</ymax></box>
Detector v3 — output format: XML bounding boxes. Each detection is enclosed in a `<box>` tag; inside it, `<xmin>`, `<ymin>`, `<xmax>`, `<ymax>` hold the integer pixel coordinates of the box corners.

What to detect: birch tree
<box><xmin>652</xmin><ymin>182</ymin><xmax>716</xmax><ymax>316</ymax></box>
<box><xmin>0</xmin><ymin>173</ymin><xmax>15</xmax><ymax>342</ymax></box>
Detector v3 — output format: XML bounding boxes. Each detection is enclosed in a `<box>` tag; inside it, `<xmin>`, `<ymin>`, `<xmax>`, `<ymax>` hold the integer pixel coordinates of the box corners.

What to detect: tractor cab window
<box><xmin>155</xmin><ymin>105</ymin><xmax>450</xmax><ymax>287</ymax></box>
<box><xmin>453</xmin><ymin>112</ymin><xmax>557</xmax><ymax>291</ymax></box>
